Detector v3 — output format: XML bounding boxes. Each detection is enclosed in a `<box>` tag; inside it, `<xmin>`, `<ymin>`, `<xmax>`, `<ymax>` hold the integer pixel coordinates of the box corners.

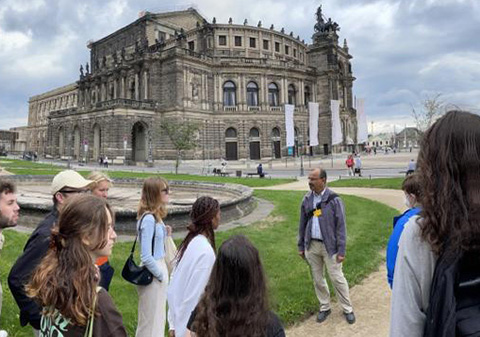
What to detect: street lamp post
<box><xmin>299</xmin><ymin>141</ymin><xmax>304</xmax><ymax>176</ymax></box>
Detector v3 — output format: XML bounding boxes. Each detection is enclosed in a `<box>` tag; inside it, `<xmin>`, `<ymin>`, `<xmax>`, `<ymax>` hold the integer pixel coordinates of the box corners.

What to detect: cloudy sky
<box><xmin>1</xmin><ymin>0</ymin><xmax>479</xmax><ymax>134</ymax></box>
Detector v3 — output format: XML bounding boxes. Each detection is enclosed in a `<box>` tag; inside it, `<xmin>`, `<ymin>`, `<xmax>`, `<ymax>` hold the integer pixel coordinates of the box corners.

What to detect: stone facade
<box><xmin>27</xmin><ymin>7</ymin><xmax>357</xmax><ymax>162</ymax></box>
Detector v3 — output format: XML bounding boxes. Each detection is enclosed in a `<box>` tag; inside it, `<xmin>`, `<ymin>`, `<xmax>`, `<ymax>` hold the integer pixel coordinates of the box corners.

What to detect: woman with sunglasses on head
<box><xmin>136</xmin><ymin>177</ymin><xmax>172</xmax><ymax>337</ymax></box>
<box><xmin>187</xmin><ymin>235</ymin><xmax>285</xmax><ymax>337</ymax></box>
<box><xmin>26</xmin><ymin>194</ymin><xmax>126</xmax><ymax>336</ymax></box>
<box><xmin>87</xmin><ymin>171</ymin><xmax>115</xmax><ymax>291</ymax></box>
<box><xmin>167</xmin><ymin>196</ymin><xmax>221</xmax><ymax>337</ymax></box>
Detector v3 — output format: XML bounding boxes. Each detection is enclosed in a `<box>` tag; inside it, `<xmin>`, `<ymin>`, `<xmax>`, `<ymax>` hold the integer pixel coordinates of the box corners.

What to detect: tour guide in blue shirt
<box><xmin>298</xmin><ymin>167</ymin><xmax>355</xmax><ymax>325</ymax></box>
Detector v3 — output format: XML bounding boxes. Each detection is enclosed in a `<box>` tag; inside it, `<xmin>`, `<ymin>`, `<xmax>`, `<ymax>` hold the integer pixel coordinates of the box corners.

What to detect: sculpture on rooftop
<box><xmin>314</xmin><ymin>5</ymin><xmax>340</xmax><ymax>34</ymax></box>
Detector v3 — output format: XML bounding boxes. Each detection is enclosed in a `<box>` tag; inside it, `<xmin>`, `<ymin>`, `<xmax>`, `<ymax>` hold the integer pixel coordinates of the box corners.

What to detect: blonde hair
<box><xmin>87</xmin><ymin>171</ymin><xmax>112</xmax><ymax>190</ymax></box>
<box><xmin>137</xmin><ymin>177</ymin><xmax>169</xmax><ymax>221</ymax></box>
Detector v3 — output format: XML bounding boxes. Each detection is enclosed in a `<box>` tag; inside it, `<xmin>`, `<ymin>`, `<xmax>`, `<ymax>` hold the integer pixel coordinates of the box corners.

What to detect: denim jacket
<box><xmin>138</xmin><ymin>214</ymin><xmax>166</xmax><ymax>281</ymax></box>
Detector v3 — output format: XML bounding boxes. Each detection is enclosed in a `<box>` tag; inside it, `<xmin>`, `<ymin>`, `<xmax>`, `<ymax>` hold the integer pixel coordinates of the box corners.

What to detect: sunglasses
<box><xmin>59</xmin><ymin>189</ymin><xmax>90</xmax><ymax>194</ymax></box>
<box><xmin>161</xmin><ymin>188</ymin><xmax>170</xmax><ymax>194</ymax></box>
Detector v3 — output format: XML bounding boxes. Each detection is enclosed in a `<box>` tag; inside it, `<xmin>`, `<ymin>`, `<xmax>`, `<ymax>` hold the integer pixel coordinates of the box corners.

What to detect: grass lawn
<box><xmin>0</xmin><ymin>159</ymin><xmax>295</xmax><ymax>187</ymax></box>
<box><xmin>0</xmin><ymin>190</ymin><xmax>397</xmax><ymax>336</ymax></box>
<box><xmin>329</xmin><ymin>177</ymin><xmax>404</xmax><ymax>190</ymax></box>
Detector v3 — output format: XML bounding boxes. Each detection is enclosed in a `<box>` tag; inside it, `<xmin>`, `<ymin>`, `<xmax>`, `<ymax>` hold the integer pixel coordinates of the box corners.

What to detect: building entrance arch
<box><xmin>132</xmin><ymin>122</ymin><xmax>147</xmax><ymax>162</ymax></box>
<box><xmin>225</xmin><ymin>127</ymin><xmax>238</xmax><ymax>160</ymax></box>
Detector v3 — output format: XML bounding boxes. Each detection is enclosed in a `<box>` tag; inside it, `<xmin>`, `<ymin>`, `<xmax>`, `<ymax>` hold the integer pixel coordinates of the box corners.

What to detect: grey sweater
<box><xmin>389</xmin><ymin>216</ymin><xmax>437</xmax><ymax>337</ymax></box>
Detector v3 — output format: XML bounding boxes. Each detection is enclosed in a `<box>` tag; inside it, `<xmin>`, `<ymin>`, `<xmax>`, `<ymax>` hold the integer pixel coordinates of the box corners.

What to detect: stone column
<box><xmin>135</xmin><ymin>73</ymin><xmax>139</xmax><ymax>100</ymax></box>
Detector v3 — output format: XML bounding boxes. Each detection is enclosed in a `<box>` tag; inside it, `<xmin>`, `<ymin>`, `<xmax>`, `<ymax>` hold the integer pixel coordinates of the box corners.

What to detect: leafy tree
<box><xmin>411</xmin><ymin>93</ymin><xmax>445</xmax><ymax>133</ymax></box>
<box><xmin>161</xmin><ymin>119</ymin><xmax>200</xmax><ymax>174</ymax></box>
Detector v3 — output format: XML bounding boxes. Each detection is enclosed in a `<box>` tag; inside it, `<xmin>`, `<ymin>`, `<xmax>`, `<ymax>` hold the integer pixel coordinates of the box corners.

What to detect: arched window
<box><xmin>272</xmin><ymin>127</ymin><xmax>280</xmax><ymax>138</ymax></box>
<box><xmin>304</xmin><ymin>86</ymin><xmax>311</xmax><ymax>106</ymax></box>
<box><xmin>268</xmin><ymin>83</ymin><xmax>279</xmax><ymax>106</ymax></box>
<box><xmin>246</xmin><ymin>81</ymin><xmax>259</xmax><ymax>106</ymax></box>
<box><xmin>288</xmin><ymin>84</ymin><xmax>296</xmax><ymax>105</ymax></box>
<box><xmin>223</xmin><ymin>81</ymin><xmax>236</xmax><ymax>106</ymax></box>
<box><xmin>249</xmin><ymin>127</ymin><xmax>260</xmax><ymax>138</ymax></box>
<box><xmin>225</xmin><ymin>127</ymin><xmax>237</xmax><ymax>138</ymax></box>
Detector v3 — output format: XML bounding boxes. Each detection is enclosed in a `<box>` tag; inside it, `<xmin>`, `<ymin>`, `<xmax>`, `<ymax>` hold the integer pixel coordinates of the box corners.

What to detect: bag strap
<box><xmin>306</xmin><ymin>192</ymin><xmax>339</xmax><ymax>219</ymax></box>
<box><xmin>130</xmin><ymin>213</ymin><xmax>156</xmax><ymax>255</ymax></box>
<box><xmin>84</xmin><ymin>287</ymin><xmax>102</xmax><ymax>337</ymax></box>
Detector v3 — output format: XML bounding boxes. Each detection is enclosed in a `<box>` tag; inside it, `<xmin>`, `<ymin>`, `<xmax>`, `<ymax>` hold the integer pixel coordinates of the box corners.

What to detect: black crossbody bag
<box><xmin>122</xmin><ymin>213</ymin><xmax>156</xmax><ymax>286</ymax></box>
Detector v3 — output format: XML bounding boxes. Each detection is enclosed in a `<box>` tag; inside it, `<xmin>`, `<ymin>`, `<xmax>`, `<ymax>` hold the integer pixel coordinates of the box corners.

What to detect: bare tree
<box><xmin>411</xmin><ymin>93</ymin><xmax>445</xmax><ymax>133</ymax></box>
<box><xmin>161</xmin><ymin>119</ymin><xmax>200</xmax><ymax>174</ymax></box>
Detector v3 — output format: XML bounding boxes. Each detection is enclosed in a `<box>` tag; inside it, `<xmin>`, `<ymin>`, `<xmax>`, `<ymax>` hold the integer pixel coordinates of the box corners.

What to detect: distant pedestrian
<box><xmin>104</xmin><ymin>156</ymin><xmax>109</xmax><ymax>168</ymax></box>
<box><xmin>345</xmin><ymin>154</ymin><xmax>354</xmax><ymax>176</ymax></box>
<box><xmin>257</xmin><ymin>163</ymin><xmax>265</xmax><ymax>178</ymax></box>
<box><xmin>374</xmin><ymin>147</ymin><xmax>377</xmax><ymax>155</ymax></box>
<box><xmin>406</xmin><ymin>159</ymin><xmax>416</xmax><ymax>176</ymax></box>
<box><xmin>354</xmin><ymin>155</ymin><xmax>362</xmax><ymax>177</ymax></box>
<box><xmin>99</xmin><ymin>157</ymin><xmax>104</xmax><ymax>166</ymax></box>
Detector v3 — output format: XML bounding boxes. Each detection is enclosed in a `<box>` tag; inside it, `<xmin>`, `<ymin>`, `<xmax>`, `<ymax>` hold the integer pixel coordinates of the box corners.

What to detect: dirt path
<box><xmin>258</xmin><ymin>181</ymin><xmax>404</xmax><ymax>337</ymax></box>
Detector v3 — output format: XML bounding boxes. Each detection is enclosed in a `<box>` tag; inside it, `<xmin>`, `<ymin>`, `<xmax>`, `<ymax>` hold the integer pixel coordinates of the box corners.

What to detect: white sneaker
<box><xmin>0</xmin><ymin>330</ymin><xmax>8</xmax><ymax>337</ymax></box>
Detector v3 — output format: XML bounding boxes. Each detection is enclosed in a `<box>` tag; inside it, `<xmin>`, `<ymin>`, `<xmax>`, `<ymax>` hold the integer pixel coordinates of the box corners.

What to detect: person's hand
<box><xmin>298</xmin><ymin>251</ymin><xmax>305</xmax><ymax>259</ymax></box>
<box><xmin>168</xmin><ymin>330</ymin><xmax>175</xmax><ymax>337</ymax></box>
<box><xmin>166</xmin><ymin>225</ymin><xmax>173</xmax><ymax>236</ymax></box>
<box><xmin>336</xmin><ymin>255</ymin><xmax>345</xmax><ymax>263</ymax></box>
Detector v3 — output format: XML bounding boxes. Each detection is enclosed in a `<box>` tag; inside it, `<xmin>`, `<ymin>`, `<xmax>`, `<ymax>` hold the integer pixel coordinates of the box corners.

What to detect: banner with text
<box><xmin>356</xmin><ymin>98</ymin><xmax>368</xmax><ymax>143</ymax></box>
<box><xmin>285</xmin><ymin>104</ymin><xmax>295</xmax><ymax>147</ymax></box>
<box><xmin>308</xmin><ymin>102</ymin><xmax>319</xmax><ymax>147</ymax></box>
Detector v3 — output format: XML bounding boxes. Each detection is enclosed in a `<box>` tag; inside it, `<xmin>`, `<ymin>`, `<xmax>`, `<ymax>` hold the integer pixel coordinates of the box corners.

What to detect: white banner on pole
<box><xmin>285</xmin><ymin>104</ymin><xmax>295</xmax><ymax>147</ymax></box>
<box><xmin>331</xmin><ymin>100</ymin><xmax>342</xmax><ymax>145</ymax></box>
<box><xmin>356</xmin><ymin>98</ymin><xmax>368</xmax><ymax>143</ymax></box>
<box><xmin>308</xmin><ymin>102</ymin><xmax>319</xmax><ymax>147</ymax></box>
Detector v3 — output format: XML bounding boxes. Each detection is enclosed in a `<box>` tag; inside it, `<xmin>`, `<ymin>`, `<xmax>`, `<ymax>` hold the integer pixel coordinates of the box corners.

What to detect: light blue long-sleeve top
<box><xmin>138</xmin><ymin>213</ymin><xmax>166</xmax><ymax>281</ymax></box>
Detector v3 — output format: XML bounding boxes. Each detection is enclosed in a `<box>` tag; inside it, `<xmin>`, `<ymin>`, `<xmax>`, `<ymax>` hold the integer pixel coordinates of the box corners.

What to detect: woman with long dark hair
<box><xmin>26</xmin><ymin>194</ymin><xmax>126</xmax><ymax>336</ymax></box>
<box><xmin>187</xmin><ymin>235</ymin><xmax>285</xmax><ymax>337</ymax></box>
<box><xmin>167</xmin><ymin>196</ymin><xmax>220</xmax><ymax>337</ymax></box>
<box><xmin>390</xmin><ymin>110</ymin><xmax>480</xmax><ymax>336</ymax></box>
<box><xmin>136</xmin><ymin>177</ymin><xmax>171</xmax><ymax>337</ymax></box>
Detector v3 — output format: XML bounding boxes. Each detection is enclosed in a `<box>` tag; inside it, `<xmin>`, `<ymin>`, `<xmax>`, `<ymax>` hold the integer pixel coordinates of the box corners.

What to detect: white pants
<box><xmin>136</xmin><ymin>258</ymin><xmax>169</xmax><ymax>337</ymax></box>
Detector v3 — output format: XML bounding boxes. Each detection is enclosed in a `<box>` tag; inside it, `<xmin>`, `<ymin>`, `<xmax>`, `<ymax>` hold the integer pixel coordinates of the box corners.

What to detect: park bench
<box><xmin>212</xmin><ymin>168</ymin><xmax>231</xmax><ymax>177</ymax></box>
<box><xmin>245</xmin><ymin>172</ymin><xmax>270</xmax><ymax>179</ymax></box>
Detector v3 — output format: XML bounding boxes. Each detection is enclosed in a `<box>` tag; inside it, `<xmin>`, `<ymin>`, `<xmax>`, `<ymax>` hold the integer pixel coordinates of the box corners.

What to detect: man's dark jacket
<box><xmin>8</xmin><ymin>209</ymin><xmax>58</xmax><ymax>329</ymax></box>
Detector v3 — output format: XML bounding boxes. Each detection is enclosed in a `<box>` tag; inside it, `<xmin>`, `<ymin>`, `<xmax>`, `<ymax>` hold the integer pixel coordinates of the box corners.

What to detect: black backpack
<box><xmin>424</xmin><ymin>249</ymin><xmax>480</xmax><ymax>337</ymax></box>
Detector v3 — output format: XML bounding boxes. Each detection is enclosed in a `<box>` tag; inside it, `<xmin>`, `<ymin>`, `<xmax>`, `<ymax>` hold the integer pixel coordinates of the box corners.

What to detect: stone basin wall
<box><xmin>8</xmin><ymin>175</ymin><xmax>255</xmax><ymax>234</ymax></box>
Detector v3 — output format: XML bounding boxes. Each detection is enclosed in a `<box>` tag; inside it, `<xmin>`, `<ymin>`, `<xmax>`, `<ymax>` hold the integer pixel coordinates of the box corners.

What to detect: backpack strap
<box><xmin>306</xmin><ymin>192</ymin><xmax>339</xmax><ymax>220</ymax></box>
